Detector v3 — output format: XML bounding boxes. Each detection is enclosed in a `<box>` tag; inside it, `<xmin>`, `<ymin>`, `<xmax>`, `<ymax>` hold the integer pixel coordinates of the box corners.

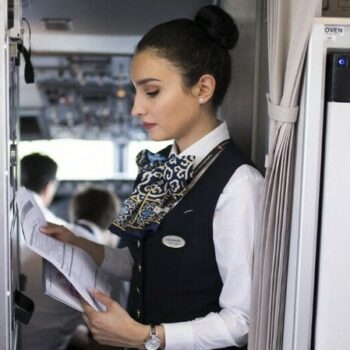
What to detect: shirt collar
<box><xmin>33</xmin><ymin>191</ymin><xmax>46</xmax><ymax>210</ymax></box>
<box><xmin>170</xmin><ymin>121</ymin><xmax>230</xmax><ymax>167</ymax></box>
<box><xmin>76</xmin><ymin>219</ymin><xmax>100</xmax><ymax>234</ymax></box>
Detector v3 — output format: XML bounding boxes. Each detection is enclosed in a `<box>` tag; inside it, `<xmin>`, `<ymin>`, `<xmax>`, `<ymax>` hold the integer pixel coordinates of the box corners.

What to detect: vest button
<box><xmin>136</xmin><ymin>287</ymin><xmax>141</xmax><ymax>295</ymax></box>
<box><xmin>137</xmin><ymin>309</ymin><xmax>141</xmax><ymax>318</ymax></box>
<box><xmin>137</xmin><ymin>240</ymin><xmax>141</xmax><ymax>248</ymax></box>
<box><xmin>138</xmin><ymin>264</ymin><xmax>142</xmax><ymax>272</ymax></box>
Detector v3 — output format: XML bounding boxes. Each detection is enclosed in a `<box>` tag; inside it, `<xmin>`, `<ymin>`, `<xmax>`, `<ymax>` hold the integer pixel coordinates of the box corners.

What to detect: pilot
<box><xmin>19</xmin><ymin>153</ymin><xmax>82</xmax><ymax>350</ymax></box>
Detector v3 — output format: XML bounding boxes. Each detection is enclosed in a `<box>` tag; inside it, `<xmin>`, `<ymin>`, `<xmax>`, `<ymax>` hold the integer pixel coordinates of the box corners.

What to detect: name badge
<box><xmin>162</xmin><ymin>235</ymin><xmax>186</xmax><ymax>248</ymax></box>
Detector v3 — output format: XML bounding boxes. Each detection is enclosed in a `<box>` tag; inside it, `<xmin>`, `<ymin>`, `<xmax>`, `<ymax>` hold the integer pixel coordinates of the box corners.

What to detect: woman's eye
<box><xmin>146</xmin><ymin>90</ymin><xmax>159</xmax><ymax>97</ymax></box>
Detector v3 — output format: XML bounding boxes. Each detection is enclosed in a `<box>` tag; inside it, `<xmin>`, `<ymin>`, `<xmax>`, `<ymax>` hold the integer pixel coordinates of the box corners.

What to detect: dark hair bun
<box><xmin>194</xmin><ymin>5</ymin><xmax>239</xmax><ymax>50</ymax></box>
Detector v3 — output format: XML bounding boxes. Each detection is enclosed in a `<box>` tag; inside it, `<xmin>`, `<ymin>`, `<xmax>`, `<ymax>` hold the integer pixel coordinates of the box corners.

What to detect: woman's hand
<box><xmin>40</xmin><ymin>222</ymin><xmax>77</xmax><ymax>245</ymax></box>
<box><xmin>82</xmin><ymin>290</ymin><xmax>153</xmax><ymax>349</ymax></box>
<box><xmin>40</xmin><ymin>222</ymin><xmax>105</xmax><ymax>266</ymax></box>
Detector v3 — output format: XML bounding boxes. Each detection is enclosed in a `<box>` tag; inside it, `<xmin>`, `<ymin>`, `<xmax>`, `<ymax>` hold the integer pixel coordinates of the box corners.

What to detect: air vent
<box><xmin>42</xmin><ymin>18</ymin><xmax>73</xmax><ymax>32</ymax></box>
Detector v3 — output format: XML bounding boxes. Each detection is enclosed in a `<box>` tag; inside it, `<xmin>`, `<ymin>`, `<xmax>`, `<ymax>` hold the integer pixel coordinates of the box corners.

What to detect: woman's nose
<box><xmin>131</xmin><ymin>94</ymin><xmax>145</xmax><ymax>118</ymax></box>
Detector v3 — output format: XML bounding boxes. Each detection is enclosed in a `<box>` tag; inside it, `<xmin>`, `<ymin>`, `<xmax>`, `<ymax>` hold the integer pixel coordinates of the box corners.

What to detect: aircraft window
<box><xmin>18</xmin><ymin>139</ymin><xmax>116</xmax><ymax>180</ymax></box>
<box><xmin>18</xmin><ymin>139</ymin><xmax>172</xmax><ymax>180</ymax></box>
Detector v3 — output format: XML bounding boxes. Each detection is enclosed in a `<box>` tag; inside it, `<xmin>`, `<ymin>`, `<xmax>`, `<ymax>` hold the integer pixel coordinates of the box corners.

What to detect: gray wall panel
<box><xmin>221</xmin><ymin>0</ymin><xmax>268</xmax><ymax>172</ymax></box>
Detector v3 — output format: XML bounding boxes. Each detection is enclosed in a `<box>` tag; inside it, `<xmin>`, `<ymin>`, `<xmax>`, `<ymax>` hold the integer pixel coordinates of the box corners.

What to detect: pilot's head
<box><xmin>20</xmin><ymin>153</ymin><xmax>58</xmax><ymax>206</ymax></box>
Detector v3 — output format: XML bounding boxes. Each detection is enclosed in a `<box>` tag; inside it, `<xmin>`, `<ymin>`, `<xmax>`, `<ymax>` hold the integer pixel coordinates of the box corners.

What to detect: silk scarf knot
<box><xmin>109</xmin><ymin>149</ymin><xmax>195</xmax><ymax>240</ymax></box>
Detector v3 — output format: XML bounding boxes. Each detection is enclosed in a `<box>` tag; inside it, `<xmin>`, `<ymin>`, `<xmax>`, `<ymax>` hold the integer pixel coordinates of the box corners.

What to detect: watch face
<box><xmin>144</xmin><ymin>335</ymin><xmax>161</xmax><ymax>350</ymax></box>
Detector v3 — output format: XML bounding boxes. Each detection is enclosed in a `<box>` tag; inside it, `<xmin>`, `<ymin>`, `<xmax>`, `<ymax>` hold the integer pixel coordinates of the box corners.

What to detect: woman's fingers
<box><xmin>81</xmin><ymin>298</ymin><xmax>97</xmax><ymax>319</ymax></box>
<box><xmin>81</xmin><ymin>292</ymin><xmax>112</xmax><ymax>317</ymax></box>
<box><xmin>81</xmin><ymin>293</ymin><xmax>137</xmax><ymax>348</ymax></box>
<box><xmin>82</xmin><ymin>313</ymin><xmax>90</xmax><ymax>328</ymax></box>
<box><xmin>40</xmin><ymin>222</ymin><xmax>74</xmax><ymax>244</ymax></box>
<box><xmin>40</xmin><ymin>222</ymin><xmax>63</xmax><ymax>235</ymax></box>
<box><xmin>40</xmin><ymin>221</ymin><xmax>60</xmax><ymax>232</ymax></box>
<box><xmin>92</xmin><ymin>290</ymin><xmax>115</xmax><ymax>310</ymax></box>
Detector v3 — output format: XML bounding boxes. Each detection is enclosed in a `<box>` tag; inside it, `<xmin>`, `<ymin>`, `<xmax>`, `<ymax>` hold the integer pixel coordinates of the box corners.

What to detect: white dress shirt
<box><xmin>102</xmin><ymin>121</ymin><xmax>263</xmax><ymax>349</ymax></box>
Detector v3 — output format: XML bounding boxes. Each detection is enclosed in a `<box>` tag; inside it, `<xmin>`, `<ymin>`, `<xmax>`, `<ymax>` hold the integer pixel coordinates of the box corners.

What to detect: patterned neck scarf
<box><xmin>109</xmin><ymin>149</ymin><xmax>195</xmax><ymax>241</ymax></box>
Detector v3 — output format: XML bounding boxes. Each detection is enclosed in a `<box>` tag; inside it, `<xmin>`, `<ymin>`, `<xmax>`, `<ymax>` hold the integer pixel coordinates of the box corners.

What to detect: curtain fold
<box><xmin>248</xmin><ymin>0</ymin><xmax>319</xmax><ymax>349</ymax></box>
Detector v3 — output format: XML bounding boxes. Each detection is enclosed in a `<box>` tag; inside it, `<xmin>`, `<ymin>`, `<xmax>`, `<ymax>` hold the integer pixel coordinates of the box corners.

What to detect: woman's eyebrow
<box><xmin>134</xmin><ymin>78</ymin><xmax>161</xmax><ymax>86</ymax></box>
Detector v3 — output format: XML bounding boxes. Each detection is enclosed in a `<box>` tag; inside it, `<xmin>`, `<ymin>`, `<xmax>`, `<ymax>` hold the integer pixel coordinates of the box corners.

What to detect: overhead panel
<box><xmin>20</xmin><ymin>54</ymin><xmax>148</xmax><ymax>141</ymax></box>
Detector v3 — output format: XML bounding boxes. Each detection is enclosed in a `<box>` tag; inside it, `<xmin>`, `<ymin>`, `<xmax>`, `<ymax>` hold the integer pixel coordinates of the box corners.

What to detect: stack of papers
<box><xmin>16</xmin><ymin>187</ymin><xmax>111</xmax><ymax>312</ymax></box>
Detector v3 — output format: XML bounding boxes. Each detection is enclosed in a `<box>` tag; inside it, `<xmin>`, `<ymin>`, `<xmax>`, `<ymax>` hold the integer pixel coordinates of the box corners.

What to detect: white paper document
<box><xmin>16</xmin><ymin>186</ymin><xmax>111</xmax><ymax>312</ymax></box>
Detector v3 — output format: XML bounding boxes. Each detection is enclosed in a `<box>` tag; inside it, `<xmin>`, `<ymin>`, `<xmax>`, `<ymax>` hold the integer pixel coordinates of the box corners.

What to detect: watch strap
<box><xmin>150</xmin><ymin>324</ymin><xmax>156</xmax><ymax>335</ymax></box>
<box><xmin>144</xmin><ymin>324</ymin><xmax>161</xmax><ymax>350</ymax></box>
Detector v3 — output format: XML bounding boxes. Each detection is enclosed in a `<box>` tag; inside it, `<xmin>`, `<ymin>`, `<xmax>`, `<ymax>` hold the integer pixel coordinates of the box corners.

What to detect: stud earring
<box><xmin>199</xmin><ymin>97</ymin><xmax>205</xmax><ymax>104</ymax></box>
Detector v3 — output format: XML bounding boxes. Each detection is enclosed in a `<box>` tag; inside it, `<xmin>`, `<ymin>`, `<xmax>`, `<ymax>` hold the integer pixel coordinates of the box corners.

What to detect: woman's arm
<box><xmin>40</xmin><ymin>223</ymin><xmax>105</xmax><ymax>266</ymax></box>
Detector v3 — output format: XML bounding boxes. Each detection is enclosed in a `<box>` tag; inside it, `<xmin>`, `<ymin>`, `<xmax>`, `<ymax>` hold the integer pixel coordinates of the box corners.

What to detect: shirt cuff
<box><xmin>163</xmin><ymin>322</ymin><xmax>194</xmax><ymax>350</ymax></box>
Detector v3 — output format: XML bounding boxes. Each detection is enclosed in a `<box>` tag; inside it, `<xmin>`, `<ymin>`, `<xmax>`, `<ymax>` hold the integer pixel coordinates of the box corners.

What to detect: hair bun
<box><xmin>194</xmin><ymin>5</ymin><xmax>239</xmax><ymax>50</ymax></box>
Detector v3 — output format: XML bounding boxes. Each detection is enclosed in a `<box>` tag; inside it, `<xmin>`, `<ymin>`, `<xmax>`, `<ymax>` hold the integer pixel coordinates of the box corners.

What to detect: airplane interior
<box><xmin>1</xmin><ymin>0</ymin><xmax>350</xmax><ymax>349</ymax></box>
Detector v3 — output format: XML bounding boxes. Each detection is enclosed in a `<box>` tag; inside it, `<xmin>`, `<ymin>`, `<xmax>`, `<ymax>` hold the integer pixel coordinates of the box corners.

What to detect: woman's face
<box><xmin>130</xmin><ymin>50</ymin><xmax>207</xmax><ymax>151</ymax></box>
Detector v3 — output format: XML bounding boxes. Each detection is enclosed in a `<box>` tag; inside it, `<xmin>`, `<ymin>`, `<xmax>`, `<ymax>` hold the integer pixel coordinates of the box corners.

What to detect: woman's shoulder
<box><xmin>223</xmin><ymin>164</ymin><xmax>264</xmax><ymax>195</ymax></box>
<box><xmin>234</xmin><ymin>164</ymin><xmax>264</xmax><ymax>181</ymax></box>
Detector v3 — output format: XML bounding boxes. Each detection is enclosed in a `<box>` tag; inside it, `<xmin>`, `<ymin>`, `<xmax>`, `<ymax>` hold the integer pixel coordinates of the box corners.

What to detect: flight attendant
<box><xmin>42</xmin><ymin>5</ymin><xmax>263</xmax><ymax>350</ymax></box>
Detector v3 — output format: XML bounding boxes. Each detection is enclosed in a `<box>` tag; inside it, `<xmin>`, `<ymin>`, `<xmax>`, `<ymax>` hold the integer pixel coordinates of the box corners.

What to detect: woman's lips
<box><xmin>142</xmin><ymin>122</ymin><xmax>156</xmax><ymax>130</ymax></box>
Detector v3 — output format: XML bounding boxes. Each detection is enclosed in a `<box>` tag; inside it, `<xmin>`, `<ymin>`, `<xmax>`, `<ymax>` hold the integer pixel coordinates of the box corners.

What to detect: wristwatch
<box><xmin>144</xmin><ymin>325</ymin><xmax>161</xmax><ymax>350</ymax></box>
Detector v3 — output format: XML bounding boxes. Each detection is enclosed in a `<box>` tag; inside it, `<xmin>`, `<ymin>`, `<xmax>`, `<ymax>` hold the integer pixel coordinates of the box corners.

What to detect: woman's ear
<box><xmin>192</xmin><ymin>74</ymin><xmax>216</xmax><ymax>105</ymax></box>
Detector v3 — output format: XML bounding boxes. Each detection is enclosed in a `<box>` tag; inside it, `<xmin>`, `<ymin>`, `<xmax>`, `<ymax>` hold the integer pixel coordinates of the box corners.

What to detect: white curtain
<box><xmin>248</xmin><ymin>0</ymin><xmax>319</xmax><ymax>349</ymax></box>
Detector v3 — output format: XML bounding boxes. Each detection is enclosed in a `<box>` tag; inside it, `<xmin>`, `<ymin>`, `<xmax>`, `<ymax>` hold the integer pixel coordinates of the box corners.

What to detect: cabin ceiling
<box><xmin>23</xmin><ymin>0</ymin><xmax>213</xmax><ymax>36</ymax></box>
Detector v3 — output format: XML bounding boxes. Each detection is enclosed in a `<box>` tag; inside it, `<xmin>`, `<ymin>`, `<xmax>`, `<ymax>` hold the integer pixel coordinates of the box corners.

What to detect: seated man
<box><xmin>19</xmin><ymin>153</ymin><xmax>83</xmax><ymax>350</ymax></box>
<box><xmin>69</xmin><ymin>187</ymin><xmax>120</xmax><ymax>248</ymax></box>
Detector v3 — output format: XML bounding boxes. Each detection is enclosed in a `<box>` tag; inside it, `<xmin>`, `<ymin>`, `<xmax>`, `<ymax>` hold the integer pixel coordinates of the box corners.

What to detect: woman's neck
<box><xmin>176</xmin><ymin>115</ymin><xmax>219</xmax><ymax>153</ymax></box>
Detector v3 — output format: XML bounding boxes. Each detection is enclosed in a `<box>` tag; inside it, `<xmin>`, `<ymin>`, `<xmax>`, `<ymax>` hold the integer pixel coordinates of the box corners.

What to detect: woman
<box><xmin>41</xmin><ymin>5</ymin><xmax>263</xmax><ymax>350</ymax></box>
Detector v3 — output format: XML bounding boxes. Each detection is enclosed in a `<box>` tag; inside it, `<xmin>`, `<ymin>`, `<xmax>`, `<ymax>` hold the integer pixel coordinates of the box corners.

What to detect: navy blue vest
<box><xmin>127</xmin><ymin>141</ymin><xmax>249</xmax><ymax>350</ymax></box>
